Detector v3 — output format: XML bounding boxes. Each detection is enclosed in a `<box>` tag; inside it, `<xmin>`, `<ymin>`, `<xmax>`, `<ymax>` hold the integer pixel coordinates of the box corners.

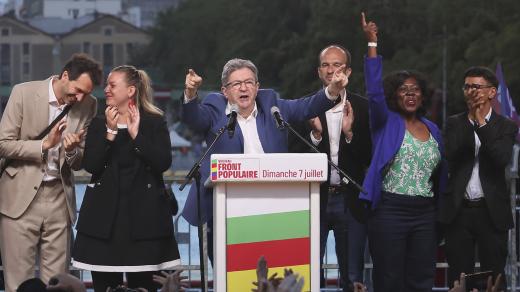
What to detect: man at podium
<box><xmin>180</xmin><ymin>58</ymin><xmax>350</xmax><ymax>262</ymax></box>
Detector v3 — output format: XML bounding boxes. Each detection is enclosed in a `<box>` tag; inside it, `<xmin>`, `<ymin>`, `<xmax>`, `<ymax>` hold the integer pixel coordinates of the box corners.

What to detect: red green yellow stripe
<box><xmin>226</xmin><ymin>210</ymin><xmax>309</xmax><ymax>245</ymax></box>
<box><xmin>227</xmin><ymin>264</ymin><xmax>310</xmax><ymax>292</ymax></box>
<box><xmin>227</xmin><ymin>237</ymin><xmax>309</xmax><ymax>272</ymax></box>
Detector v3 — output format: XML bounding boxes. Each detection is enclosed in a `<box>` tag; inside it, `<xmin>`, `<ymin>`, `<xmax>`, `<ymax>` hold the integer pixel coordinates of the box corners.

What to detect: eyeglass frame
<box><xmin>224</xmin><ymin>79</ymin><xmax>258</xmax><ymax>89</ymax></box>
<box><xmin>397</xmin><ymin>84</ymin><xmax>422</xmax><ymax>94</ymax></box>
<box><xmin>462</xmin><ymin>83</ymin><xmax>495</xmax><ymax>91</ymax></box>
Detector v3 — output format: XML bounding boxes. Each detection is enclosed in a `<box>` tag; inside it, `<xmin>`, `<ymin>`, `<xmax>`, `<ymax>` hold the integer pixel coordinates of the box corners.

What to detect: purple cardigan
<box><xmin>360</xmin><ymin>56</ymin><xmax>448</xmax><ymax>209</ymax></box>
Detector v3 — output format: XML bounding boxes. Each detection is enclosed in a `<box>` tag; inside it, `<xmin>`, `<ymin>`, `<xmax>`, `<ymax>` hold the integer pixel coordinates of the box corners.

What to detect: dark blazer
<box><xmin>438</xmin><ymin>111</ymin><xmax>518</xmax><ymax>230</ymax></box>
<box><xmin>313</xmin><ymin>92</ymin><xmax>372</xmax><ymax>222</ymax></box>
<box><xmin>75</xmin><ymin>112</ymin><xmax>174</xmax><ymax>240</ymax></box>
<box><xmin>180</xmin><ymin>88</ymin><xmax>338</xmax><ymax>226</ymax></box>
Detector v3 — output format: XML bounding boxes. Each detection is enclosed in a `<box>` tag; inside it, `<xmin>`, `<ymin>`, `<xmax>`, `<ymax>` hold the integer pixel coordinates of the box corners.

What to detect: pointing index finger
<box><xmin>334</xmin><ymin>64</ymin><xmax>347</xmax><ymax>76</ymax></box>
<box><xmin>361</xmin><ymin>12</ymin><xmax>367</xmax><ymax>27</ymax></box>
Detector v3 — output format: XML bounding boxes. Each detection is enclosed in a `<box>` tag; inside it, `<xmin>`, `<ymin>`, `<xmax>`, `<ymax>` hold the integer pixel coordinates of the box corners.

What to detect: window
<box><xmin>1</xmin><ymin>28</ymin><xmax>9</xmax><ymax>36</ymax></box>
<box><xmin>22</xmin><ymin>42</ymin><xmax>30</xmax><ymax>56</ymax></box>
<box><xmin>126</xmin><ymin>42</ymin><xmax>134</xmax><ymax>59</ymax></box>
<box><xmin>83</xmin><ymin>42</ymin><xmax>91</xmax><ymax>54</ymax></box>
<box><xmin>103</xmin><ymin>43</ymin><xmax>114</xmax><ymax>77</ymax></box>
<box><xmin>22</xmin><ymin>62</ymin><xmax>30</xmax><ymax>75</ymax></box>
<box><xmin>68</xmin><ymin>9</ymin><xmax>79</xmax><ymax>18</ymax></box>
<box><xmin>103</xmin><ymin>28</ymin><xmax>113</xmax><ymax>36</ymax></box>
<box><xmin>0</xmin><ymin>44</ymin><xmax>11</xmax><ymax>85</ymax></box>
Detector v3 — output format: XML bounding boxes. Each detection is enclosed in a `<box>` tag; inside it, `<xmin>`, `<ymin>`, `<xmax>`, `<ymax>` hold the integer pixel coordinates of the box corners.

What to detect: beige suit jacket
<box><xmin>0</xmin><ymin>77</ymin><xmax>97</xmax><ymax>223</ymax></box>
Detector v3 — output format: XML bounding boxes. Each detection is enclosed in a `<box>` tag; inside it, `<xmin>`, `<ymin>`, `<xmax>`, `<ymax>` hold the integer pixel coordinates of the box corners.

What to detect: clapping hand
<box><xmin>342</xmin><ymin>100</ymin><xmax>355</xmax><ymax>140</ymax></box>
<box><xmin>127</xmin><ymin>103</ymin><xmax>140</xmax><ymax>139</ymax></box>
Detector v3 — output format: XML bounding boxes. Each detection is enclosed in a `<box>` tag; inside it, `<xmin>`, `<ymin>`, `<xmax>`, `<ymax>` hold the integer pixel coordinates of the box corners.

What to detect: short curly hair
<box><xmin>383</xmin><ymin>70</ymin><xmax>434</xmax><ymax>117</ymax></box>
<box><xmin>59</xmin><ymin>53</ymin><xmax>102</xmax><ymax>86</ymax></box>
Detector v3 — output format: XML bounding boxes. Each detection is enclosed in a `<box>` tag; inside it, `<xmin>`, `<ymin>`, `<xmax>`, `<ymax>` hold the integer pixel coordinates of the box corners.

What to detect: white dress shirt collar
<box><xmin>48</xmin><ymin>77</ymin><xmax>66</xmax><ymax>110</ymax></box>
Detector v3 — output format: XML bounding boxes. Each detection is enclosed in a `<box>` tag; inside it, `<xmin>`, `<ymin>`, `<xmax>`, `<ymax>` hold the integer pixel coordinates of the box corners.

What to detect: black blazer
<box><xmin>438</xmin><ymin>111</ymin><xmax>518</xmax><ymax>230</ymax></box>
<box><xmin>76</xmin><ymin>112</ymin><xmax>174</xmax><ymax>240</ymax></box>
<box><xmin>310</xmin><ymin>92</ymin><xmax>372</xmax><ymax>222</ymax></box>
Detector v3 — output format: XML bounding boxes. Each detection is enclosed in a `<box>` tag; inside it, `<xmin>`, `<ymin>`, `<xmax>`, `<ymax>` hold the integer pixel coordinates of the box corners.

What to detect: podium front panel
<box><xmin>211</xmin><ymin>153</ymin><xmax>326</xmax><ymax>292</ymax></box>
<box><xmin>225</xmin><ymin>182</ymin><xmax>311</xmax><ymax>291</ymax></box>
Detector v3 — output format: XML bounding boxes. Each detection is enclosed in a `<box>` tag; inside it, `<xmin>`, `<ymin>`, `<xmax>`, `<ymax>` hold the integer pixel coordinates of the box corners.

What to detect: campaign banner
<box><xmin>210</xmin><ymin>153</ymin><xmax>328</xmax><ymax>182</ymax></box>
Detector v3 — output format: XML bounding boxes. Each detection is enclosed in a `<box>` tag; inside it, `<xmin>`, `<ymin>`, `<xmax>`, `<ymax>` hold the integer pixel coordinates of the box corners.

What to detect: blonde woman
<box><xmin>72</xmin><ymin>65</ymin><xmax>180</xmax><ymax>292</ymax></box>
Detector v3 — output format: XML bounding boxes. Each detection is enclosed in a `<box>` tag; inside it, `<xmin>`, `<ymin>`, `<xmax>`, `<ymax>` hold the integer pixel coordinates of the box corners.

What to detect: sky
<box><xmin>0</xmin><ymin>0</ymin><xmax>8</xmax><ymax>15</ymax></box>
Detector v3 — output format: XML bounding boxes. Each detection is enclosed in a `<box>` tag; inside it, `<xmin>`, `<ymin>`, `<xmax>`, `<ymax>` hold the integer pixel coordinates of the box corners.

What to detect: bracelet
<box><xmin>368</xmin><ymin>42</ymin><xmax>378</xmax><ymax>47</ymax></box>
<box><xmin>106</xmin><ymin>126</ymin><xmax>118</xmax><ymax>135</ymax></box>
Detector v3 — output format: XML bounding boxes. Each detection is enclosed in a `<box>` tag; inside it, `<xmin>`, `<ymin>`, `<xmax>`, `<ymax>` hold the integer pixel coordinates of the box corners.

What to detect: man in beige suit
<box><xmin>0</xmin><ymin>53</ymin><xmax>102</xmax><ymax>292</ymax></box>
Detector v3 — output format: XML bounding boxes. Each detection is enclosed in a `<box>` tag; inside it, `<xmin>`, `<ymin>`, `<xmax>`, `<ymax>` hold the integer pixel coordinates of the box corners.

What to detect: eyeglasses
<box><xmin>225</xmin><ymin>79</ymin><xmax>257</xmax><ymax>89</ymax></box>
<box><xmin>398</xmin><ymin>85</ymin><xmax>421</xmax><ymax>94</ymax></box>
<box><xmin>462</xmin><ymin>83</ymin><xmax>494</xmax><ymax>91</ymax></box>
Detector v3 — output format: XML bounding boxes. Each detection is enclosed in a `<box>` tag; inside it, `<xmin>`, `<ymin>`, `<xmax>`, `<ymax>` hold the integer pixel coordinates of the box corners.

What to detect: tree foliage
<box><xmin>135</xmin><ymin>0</ymin><xmax>520</xmax><ymax>122</ymax></box>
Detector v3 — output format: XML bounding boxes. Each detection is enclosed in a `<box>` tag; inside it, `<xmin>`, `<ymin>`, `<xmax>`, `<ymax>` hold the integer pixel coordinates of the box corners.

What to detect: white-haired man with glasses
<box><xmin>181</xmin><ymin>58</ymin><xmax>350</xmax><ymax>262</ymax></box>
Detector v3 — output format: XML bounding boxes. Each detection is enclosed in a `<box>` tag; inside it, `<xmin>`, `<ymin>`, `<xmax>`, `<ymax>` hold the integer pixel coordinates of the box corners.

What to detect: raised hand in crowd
<box><xmin>252</xmin><ymin>256</ymin><xmax>305</xmax><ymax>292</ymax></box>
<box><xmin>152</xmin><ymin>270</ymin><xmax>188</xmax><ymax>292</ymax></box>
<box><xmin>253</xmin><ymin>255</ymin><xmax>270</xmax><ymax>292</ymax></box>
<box><xmin>353</xmin><ymin>282</ymin><xmax>368</xmax><ymax>292</ymax></box>
<box><xmin>449</xmin><ymin>273</ymin><xmax>504</xmax><ymax>292</ymax></box>
<box><xmin>276</xmin><ymin>274</ymin><xmax>304</xmax><ymax>292</ymax></box>
<box><xmin>47</xmin><ymin>273</ymin><xmax>87</xmax><ymax>292</ymax></box>
<box><xmin>485</xmin><ymin>273</ymin><xmax>504</xmax><ymax>292</ymax></box>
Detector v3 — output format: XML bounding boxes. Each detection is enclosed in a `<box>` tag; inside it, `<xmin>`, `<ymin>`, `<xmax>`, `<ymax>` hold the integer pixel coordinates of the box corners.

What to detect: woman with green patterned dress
<box><xmin>360</xmin><ymin>13</ymin><xmax>448</xmax><ymax>292</ymax></box>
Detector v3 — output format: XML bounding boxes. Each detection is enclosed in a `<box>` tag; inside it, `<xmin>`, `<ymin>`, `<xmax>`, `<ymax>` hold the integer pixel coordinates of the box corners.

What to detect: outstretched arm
<box><xmin>362</xmin><ymin>12</ymin><xmax>389</xmax><ymax>130</ymax></box>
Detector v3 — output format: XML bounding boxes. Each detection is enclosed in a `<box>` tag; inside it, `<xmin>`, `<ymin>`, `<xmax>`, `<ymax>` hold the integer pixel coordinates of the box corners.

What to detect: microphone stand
<box><xmin>280</xmin><ymin>120</ymin><xmax>367</xmax><ymax>194</ymax></box>
<box><xmin>180</xmin><ymin>125</ymin><xmax>228</xmax><ymax>292</ymax></box>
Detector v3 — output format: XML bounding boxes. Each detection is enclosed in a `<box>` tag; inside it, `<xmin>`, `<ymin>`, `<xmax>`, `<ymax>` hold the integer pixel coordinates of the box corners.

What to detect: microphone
<box><xmin>227</xmin><ymin>104</ymin><xmax>238</xmax><ymax>138</ymax></box>
<box><xmin>270</xmin><ymin>106</ymin><xmax>285</xmax><ymax>129</ymax></box>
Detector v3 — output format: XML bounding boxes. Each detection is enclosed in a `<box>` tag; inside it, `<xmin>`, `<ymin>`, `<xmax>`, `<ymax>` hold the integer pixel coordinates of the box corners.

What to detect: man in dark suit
<box><xmin>439</xmin><ymin>66</ymin><xmax>518</xmax><ymax>287</ymax></box>
<box><xmin>304</xmin><ymin>45</ymin><xmax>371</xmax><ymax>291</ymax></box>
<box><xmin>181</xmin><ymin>58</ymin><xmax>350</xmax><ymax>262</ymax></box>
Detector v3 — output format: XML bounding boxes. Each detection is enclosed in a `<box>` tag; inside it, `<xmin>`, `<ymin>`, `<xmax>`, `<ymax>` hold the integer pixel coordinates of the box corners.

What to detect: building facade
<box><xmin>0</xmin><ymin>13</ymin><xmax>149</xmax><ymax>85</ymax></box>
<box><xmin>0</xmin><ymin>13</ymin><xmax>150</xmax><ymax>115</ymax></box>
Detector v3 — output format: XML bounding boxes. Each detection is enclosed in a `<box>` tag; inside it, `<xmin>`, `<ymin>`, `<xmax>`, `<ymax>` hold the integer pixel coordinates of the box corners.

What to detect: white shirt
<box><xmin>225</xmin><ymin>103</ymin><xmax>264</xmax><ymax>154</ymax></box>
<box><xmin>310</xmin><ymin>89</ymin><xmax>348</xmax><ymax>185</ymax></box>
<box><xmin>43</xmin><ymin>78</ymin><xmax>67</xmax><ymax>181</ymax></box>
<box><xmin>465</xmin><ymin>108</ymin><xmax>493</xmax><ymax>200</ymax></box>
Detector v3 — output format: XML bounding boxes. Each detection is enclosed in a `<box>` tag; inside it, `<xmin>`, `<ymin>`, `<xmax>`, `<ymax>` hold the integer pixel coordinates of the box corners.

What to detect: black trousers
<box><xmin>91</xmin><ymin>271</ymin><xmax>160</xmax><ymax>292</ymax></box>
<box><xmin>368</xmin><ymin>192</ymin><xmax>437</xmax><ymax>292</ymax></box>
<box><xmin>444</xmin><ymin>202</ymin><xmax>508</xmax><ymax>289</ymax></box>
<box><xmin>320</xmin><ymin>193</ymin><xmax>351</xmax><ymax>291</ymax></box>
